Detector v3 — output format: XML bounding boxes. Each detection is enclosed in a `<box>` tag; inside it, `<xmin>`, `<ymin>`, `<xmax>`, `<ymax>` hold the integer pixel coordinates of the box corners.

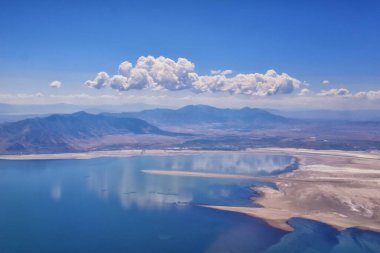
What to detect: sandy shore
<box><xmin>2</xmin><ymin>147</ymin><xmax>380</xmax><ymax>232</ymax></box>
<box><xmin>206</xmin><ymin>148</ymin><xmax>380</xmax><ymax>232</ymax></box>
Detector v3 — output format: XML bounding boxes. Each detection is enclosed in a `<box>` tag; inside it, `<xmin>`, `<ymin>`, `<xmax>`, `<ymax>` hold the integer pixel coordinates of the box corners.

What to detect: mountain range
<box><xmin>2</xmin><ymin>103</ymin><xmax>380</xmax><ymax>123</ymax></box>
<box><xmin>0</xmin><ymin>105</ymin><xmax>379</xmax><ymax>154</ymax></box>
<box><xmin>102</xmin><ymin>105</ymin><xmax>290</xmax><ymax>128</ymax></box>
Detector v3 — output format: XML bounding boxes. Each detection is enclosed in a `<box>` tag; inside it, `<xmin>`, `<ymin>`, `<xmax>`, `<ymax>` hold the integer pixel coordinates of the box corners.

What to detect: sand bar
<box><xmin>207</xmin><ymin>149</ymin><xmax>380</xmax><ymax>232</ymax></box>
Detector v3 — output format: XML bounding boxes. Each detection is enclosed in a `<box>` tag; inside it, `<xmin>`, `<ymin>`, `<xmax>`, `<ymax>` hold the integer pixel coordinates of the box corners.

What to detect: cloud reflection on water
<box><xmin>152</xmin><ymin>154</ymin><xmax>295</xmax><ymax>175</ymax></box>
<box><xmin>86</xmin><ymin>166</ymin><xmax>192</xmax><ymax>209</ymax></box>
<box><xmin>84</xmin><ymin>154</ymin><xmax>292</xmax><ymax>210</ymax></box>
<box><xmin>50</xmin><ymin>182</ymin><xmax>62</xmax><ymax>201</ymax></box>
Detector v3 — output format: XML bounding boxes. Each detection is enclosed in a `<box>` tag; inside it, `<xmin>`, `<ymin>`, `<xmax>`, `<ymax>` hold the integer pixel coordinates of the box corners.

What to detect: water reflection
<box><xmin>142</xmin><ymin>154</ymin><xmax>295</xmax><ymax>175</ymax></box>
<box><xmin>86</xmin><ymin>166</ymin><xmax>193</xmax><ymax>209</ymax></box>
<box><xmin>50</xmin><ymin>182</ymin><xmax>62</xmax><ymax>201</ymax></box>
<box><xmin>84</xmin><ymin>155</ymin><xmax>291</xmax><ymax>210</ymax></box>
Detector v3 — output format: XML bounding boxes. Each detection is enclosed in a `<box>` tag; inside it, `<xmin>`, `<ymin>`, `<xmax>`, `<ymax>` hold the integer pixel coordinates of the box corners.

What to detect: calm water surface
<box><xmin>0</xmin><ymin>154</ymin><xmax>379</xmax><ymax>253</ymax></box>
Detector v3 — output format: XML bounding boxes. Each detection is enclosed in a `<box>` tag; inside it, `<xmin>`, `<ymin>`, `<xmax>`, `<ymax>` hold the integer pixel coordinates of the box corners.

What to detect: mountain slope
<box><xmin>0</xmin><ymin>111</ymin><xmax>179</xmax><ymax>153</ymax></box>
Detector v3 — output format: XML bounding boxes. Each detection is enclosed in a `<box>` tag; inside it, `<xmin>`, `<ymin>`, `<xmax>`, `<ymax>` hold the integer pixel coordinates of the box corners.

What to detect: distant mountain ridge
<box><xmin>1</xmin><ymin>103</ymin><xmax>380</xmax><ymax>123</ymax></box>
<box><xmin>268</xmin><ymin>109</ymin><xmax>380</xmax><ymax>122</ymax></box>
<box><xmin>0</xmin><ymin>103</ymin><xmax>165</xmax><ymax>115</ymax></box>
<box><xmin>103</xmin><ymin>104</ymin><xmax>289</xmax><ymax>127</ymax></box>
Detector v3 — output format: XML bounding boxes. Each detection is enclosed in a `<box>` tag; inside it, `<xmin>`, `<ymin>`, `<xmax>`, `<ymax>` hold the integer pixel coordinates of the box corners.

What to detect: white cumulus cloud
<box><xmin>50</xmin><ymin>80</ymin><xmax>62</xmax><ymax>89</ymax></box>
<box><xmin>194</xmin><ymin>69</ymin><xmax>301</xmax><ymax>96</ymax></box>
<box><xmin>85</xmin><ymin>56</ymin><xmax>302</xmax><ymax>96</ymax></box>
<box><xmin>322</xmin><ymin>80</ymin><xmax>330</xmax><ymax>85</ymax></box>
<box><xmin>85</xmin><ymin>72</ymin><xmax>110</xmax><ymax>89</ymax></box>
<box><xmin>318</xmin><ymin>88</ymin><xmax>351</xmax><ymax>97</ymax></box>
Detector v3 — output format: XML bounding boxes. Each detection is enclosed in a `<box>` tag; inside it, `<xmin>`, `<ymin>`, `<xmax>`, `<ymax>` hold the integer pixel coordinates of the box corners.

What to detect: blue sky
<box><xmin>0</xmin><ymin>0</ymin><xmax>379</xmax><ymax>108</ymax></box>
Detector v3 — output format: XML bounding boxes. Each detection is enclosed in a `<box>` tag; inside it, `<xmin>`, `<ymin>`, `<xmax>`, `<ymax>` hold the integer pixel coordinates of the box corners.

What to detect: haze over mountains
<box><xmin>102</xmin><ymin>105</ymin><xmax>290</xmax><ymax>129</ymax></box>
<box><xmin>0</xmin><ymin>105</ymin><xmax>379</xmax><ymax>154</ymax></box>
<box><xmin>1</xmin><ymin>103</ymin><xmax>380</xmax><ymax>123</ymax></box>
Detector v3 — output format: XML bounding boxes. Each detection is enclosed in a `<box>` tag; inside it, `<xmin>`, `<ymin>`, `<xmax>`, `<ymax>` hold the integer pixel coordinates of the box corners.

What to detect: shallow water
<box><xmin>0</xmin><ymin>154</ymin><xmax>379</xmax><ymax>253</ymax></box>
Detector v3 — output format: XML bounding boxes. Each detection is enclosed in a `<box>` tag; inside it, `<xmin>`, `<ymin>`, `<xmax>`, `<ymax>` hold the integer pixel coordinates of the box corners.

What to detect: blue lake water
<box><xmin>0</xmin><ymin>154</ymin><xmax>379</xmax><ymax>253</ymax></box>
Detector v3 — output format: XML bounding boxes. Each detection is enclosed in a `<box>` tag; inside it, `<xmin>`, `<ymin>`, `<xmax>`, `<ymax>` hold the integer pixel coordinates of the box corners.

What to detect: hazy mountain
<box><xmin>0</xmin><ymin>111</ymin><xmax>179</xmax><ymax>154</ymax></box>
<box><xmin>103</xmin><ymin>104</ymin><xmax>290</xmax><ymax>128</ymax></box>
<box><xmin>2</xmin><ymin>103</ymin><xmax>379</xmax><ymax>123</ymax></box>
<box><xmin>268</xmin><ymin>109</ymin><xmax>380</xmax><ymax>122</ymax></box>
<box><xmin>0</xmin><ymin>103</ymin><xmax>168</xmax><ymax>116</ymax></box>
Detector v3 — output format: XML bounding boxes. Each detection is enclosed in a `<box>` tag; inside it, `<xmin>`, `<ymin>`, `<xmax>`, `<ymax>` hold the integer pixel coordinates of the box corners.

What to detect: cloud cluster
<box><xmin>194</xmin><ymin>69</ymin><xmax>301</xmax><ymax>96</ymax></box>
<box><xmin>356</xmin><ymin>90</ymin><xmax>380</xmax><ymax>100</ymax></box>
<box><xmin>50</xmin><ymin>80</ymin><xmax>62</xmax><ymax>89</ymax></box>
<box><xmin>322</xmin><ymin>80</ymin><xmax>330</xmax><ymax>85</ymax></box>
<box><xmin>318</xmin><ymin>88</ymin><xmax>351</xmax><ymax>97</ymax></box>
<box><xmin>85</xmin><ymin>56</ymin><xmax>301</xmax><ymax>96</ymax></box>
<box><xmin>317</xmin><ymin>88</ymin><xmax>380</xmax><ymax>100</ymax></box>
<box><xmin>84</xmin><ymin>72</ymin><xmax>109</xmax><ymax>89</ymax></box>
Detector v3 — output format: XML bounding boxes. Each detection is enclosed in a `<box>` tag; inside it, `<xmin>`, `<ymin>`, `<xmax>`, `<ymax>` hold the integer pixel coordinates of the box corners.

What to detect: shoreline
<box><xmin>0</xmin><ymin>149</ymin><xmax>218</xmax><ymax>160</ymax></box>
<box><xmin>1</xmin><ymin>148</ymin><xmax>380</xmax><ymax>233</ymax></box>
<box><xmin>204</xmin><ymin>148</ymin><xmax>380</xmax><ymax>233</ymax></box>
<box><xmin>1</xmin><ymin>147</ymin><xmax>379</xmax><ymax>161</ymax></box>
